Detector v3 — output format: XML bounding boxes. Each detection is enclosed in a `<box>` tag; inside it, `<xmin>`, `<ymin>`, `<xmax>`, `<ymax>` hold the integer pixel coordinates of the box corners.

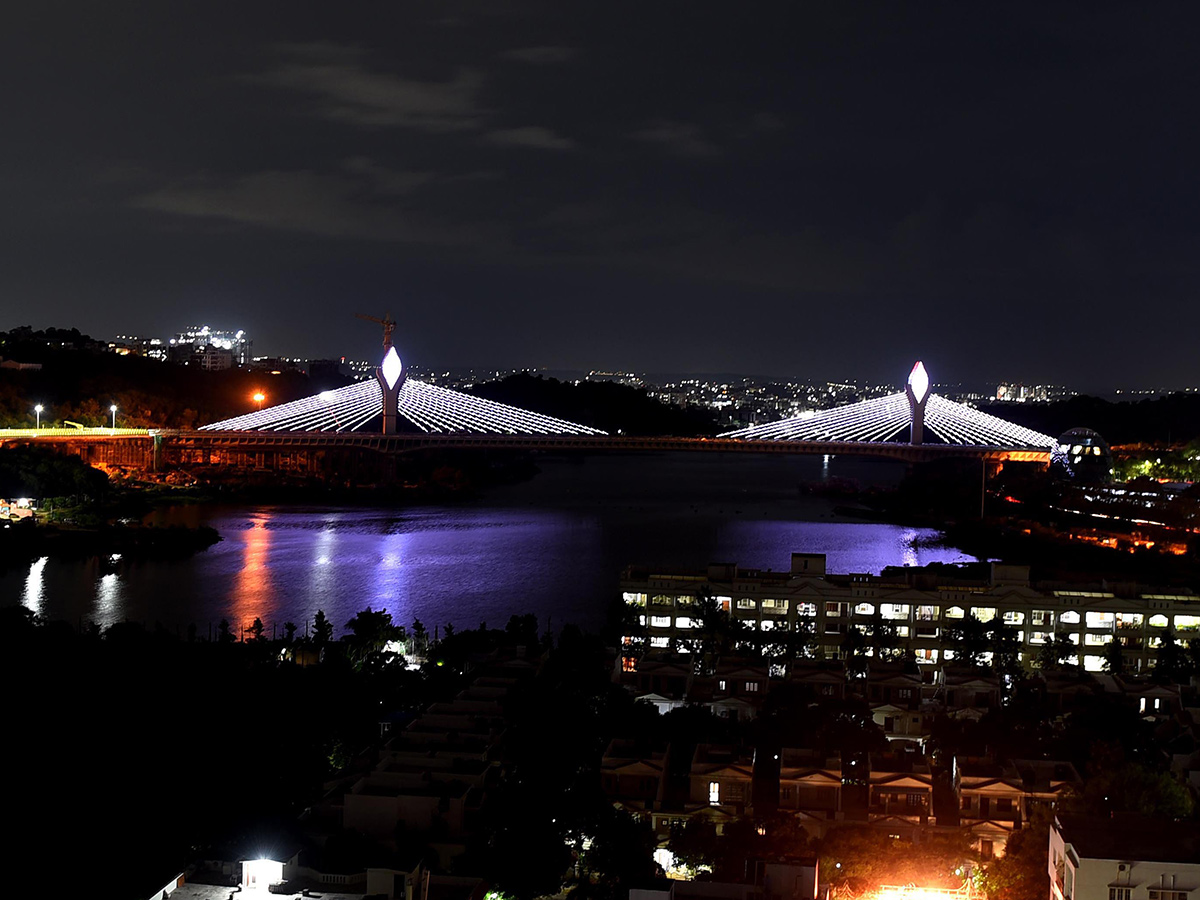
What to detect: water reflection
<box><xmin>96</xmin><ymin>572</ymin><xmax>122</xmax><ymax>623</ymax></box>
<box><xmin>232</xmin><ymin>514</ymin><xmax>274</xmax><ymax>635</ymax></box>
<box><xmin>23</xmin><ymin>556</ymin><xmax>48</xmax><ymax>615</ymax></box>
<box><xmin>0</xmin><ymin>454</ymin><xmax>977</xmax><ymax>634</ymax></box>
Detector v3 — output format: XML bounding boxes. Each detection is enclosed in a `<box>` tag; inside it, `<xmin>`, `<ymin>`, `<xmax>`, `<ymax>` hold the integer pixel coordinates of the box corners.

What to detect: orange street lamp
<box><xmin>253</xmin><ymin>391</ymin><xmax>266</xmax><ymax>410</ymax></box>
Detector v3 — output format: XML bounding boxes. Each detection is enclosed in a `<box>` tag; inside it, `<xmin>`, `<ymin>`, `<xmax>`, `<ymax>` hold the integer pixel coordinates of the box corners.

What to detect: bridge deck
<box><xmin>0</xmin><ymin>428</ymin><xmax>1049</xmax><ymax>463</ymax></box>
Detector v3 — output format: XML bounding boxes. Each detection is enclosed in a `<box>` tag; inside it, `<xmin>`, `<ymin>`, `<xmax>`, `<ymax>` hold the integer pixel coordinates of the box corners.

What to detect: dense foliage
<box><xmin>469</xmin><ymin>372</ymin><xmax>719</xmax><ymax>436</ymax></box>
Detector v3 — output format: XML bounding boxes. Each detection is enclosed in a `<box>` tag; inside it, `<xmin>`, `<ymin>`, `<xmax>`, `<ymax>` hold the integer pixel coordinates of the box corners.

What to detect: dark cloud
<box><xmin>248</xmin><ymin>43</ymin><xmax>488</xmax><ymax>132</ymax></box>
<box><xmin>483</xmin><ymin>126</ymin><xmax>576</xmax><ymax>151</ymax></box>
<box><xmin>0</xmin><ymin>2</ymin><xmax>1197</xmax><ymax>390</ymax></box>
<box><xmin>497</xmin><ymin>45</ymin><xmax>577</xmax><ymax>64</ymax></box>
<box><xmin>630</xmin><ymin>121</ymin><xmax>722</xmax><ymax>159</ymax></box>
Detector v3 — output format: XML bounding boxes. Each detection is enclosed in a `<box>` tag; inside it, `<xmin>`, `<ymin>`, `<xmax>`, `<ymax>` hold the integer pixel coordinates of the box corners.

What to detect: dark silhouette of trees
<box><xmin>1034</xmin><ymin>631</ymin><xmax>1077</xmax><ymax>671</ymax></box>
<box><xmin>941</xmin><ymin>613</ymin><xmax>989</xmax><ymax>668</ymax></box>
<box><xmin>312</xmin><ymin>609</ymin><xmax>333</xmax><ymax>646</ymax></box>
<box><xmin>1153</xmin><ymin>626</ymin><xmax>1189</xmax><ymax>683</ymax></box>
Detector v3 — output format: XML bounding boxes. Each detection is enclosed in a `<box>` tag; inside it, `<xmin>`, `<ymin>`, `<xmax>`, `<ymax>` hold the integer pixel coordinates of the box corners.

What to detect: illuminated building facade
<box><xmin>1050</xmin><ymin>427</ymin><xmax>1114</xmax><ymax>483</ymax></box>
<box><xmin>168</xmin><ymin>325</ymin><xmax>251</xmax><ymax>365</ymax></box>
<box><xmin>620</xmin><ymin>553</ymin><xmax>1200</xmax><ymax>673</ymax></box>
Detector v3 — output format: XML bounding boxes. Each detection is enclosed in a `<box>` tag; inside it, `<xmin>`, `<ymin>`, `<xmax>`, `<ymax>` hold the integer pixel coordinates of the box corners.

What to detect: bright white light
<box><xmin>908</xmin><ymin>361</ymin><xmax>930</xmax><ymax>404</ymax></box>
<box><xmin>722</xmin><ymin>391</ymin><xmax>1055</xmax><ymax>448</ymax></box>
<box><xmin>242</xmin><ymin>858</ymin><xmax>284</xmax><ymax>889</ymax></box>
<box><xmin>109</xmin><ymin>405</ymin><xmax>118</xmax><ymax>413</ymax></box>
<box><xmin>202</xmin><ymin>375</ymin><xmax>607</xmax><ymax>436</ymax></box>
<box><xmin>381</xmin><ymin>346</ymin><xmax>403</xmax><ymax>390</ymax></box>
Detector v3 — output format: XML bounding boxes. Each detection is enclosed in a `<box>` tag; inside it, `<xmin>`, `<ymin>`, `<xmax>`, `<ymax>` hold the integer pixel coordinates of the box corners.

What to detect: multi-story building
<box><xmin>168</xmin><ymin>325</ymin><xmax>251</xmax><ymax>365</ymax></box>
<box><xmin>1050</xmin><ymin>814</ymin><xmax>1200</xmax><ymax>900</ymax></box>
<box><xmin>957</xmin><ymin>758</ymin><xmax>1079</xmax><ymax>857</ymax></box>
<box><xmin>620</xmin><ymin>553</ymin><xmax>1200</xmax><ymax>674</ymax></box>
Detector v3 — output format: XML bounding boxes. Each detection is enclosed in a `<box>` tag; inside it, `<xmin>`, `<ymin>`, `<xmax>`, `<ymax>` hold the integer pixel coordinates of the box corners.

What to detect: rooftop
<box><xmin>1058</xmin><ymin>814</ymin><xmax>1200</xmax><ymax>863</ymax></box>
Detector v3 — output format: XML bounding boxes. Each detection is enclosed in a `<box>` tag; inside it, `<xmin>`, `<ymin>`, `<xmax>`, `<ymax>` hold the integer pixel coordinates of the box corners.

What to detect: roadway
<box><xmin>0</xmin><ymin>427</ymin><xmax>1052</xmax><ymax>464</ymax></box>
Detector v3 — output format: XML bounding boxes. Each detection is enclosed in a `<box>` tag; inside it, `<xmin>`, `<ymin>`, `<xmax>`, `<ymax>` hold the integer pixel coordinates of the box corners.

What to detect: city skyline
<box><xmin>3</xmin><ymin>4</ymin><xmax>1198</xmax><ymax>392</ymax></box>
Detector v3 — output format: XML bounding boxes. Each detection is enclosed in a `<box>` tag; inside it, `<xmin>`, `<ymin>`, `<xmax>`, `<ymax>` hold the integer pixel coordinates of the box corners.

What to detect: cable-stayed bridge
<box><xmin>0</xmin><ymin>362</ymin><xmax>1056</xmax><ymax>475</ymax></box>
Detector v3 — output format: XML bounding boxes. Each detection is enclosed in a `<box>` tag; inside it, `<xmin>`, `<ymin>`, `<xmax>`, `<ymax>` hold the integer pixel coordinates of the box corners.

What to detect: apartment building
<box><xmin>1050</xmin><ymin>815</ymin><xmax>1200</xmax><ymax>900</ymax></box>
<box><xmin>621</xmin><ymin>553</ymin><xmax>1200</xmax><ymax>673</ymax></box>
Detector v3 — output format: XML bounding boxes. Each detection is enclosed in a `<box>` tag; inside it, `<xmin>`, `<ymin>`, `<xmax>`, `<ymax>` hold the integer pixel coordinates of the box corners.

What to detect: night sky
<box><xmin>2</xmin><ymin>3</ymin><xmax>1197</xmax><ymax>390</ymax></box>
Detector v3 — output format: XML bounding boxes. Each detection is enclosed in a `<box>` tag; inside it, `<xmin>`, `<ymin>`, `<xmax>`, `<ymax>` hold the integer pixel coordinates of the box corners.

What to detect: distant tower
<box><xmin>905</xmin><ymin>361</ymin><xmax>930</xmax><ymax>445</ymax></box>
<box><xmin>359</xmin><ymin>313</ymin><xmax>405</xmax><ymax>434</ymax></box>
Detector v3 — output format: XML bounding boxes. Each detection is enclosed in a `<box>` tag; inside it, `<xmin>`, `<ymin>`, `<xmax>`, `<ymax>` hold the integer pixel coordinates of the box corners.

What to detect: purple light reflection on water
<box><xmin>4</xmin><ymin>505</ymin><xmax>973</xmax><ymax>635</ymax></box>
<box><xmin>1</xmin><ymin>454</ymin><xmax>978</xmax><ymax>634</ymax></box>
<box><xmin>716</xmin><ymin>519</ymin><xmax>975</xmax><ymax>573</ymax></box>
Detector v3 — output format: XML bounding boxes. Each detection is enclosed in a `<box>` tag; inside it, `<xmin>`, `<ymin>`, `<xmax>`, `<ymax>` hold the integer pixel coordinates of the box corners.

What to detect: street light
<box><xmin>34</xmin><ymin>404</ymin><xmax>43</xmax><ymax>429</ymax></box>
<box><xmin>253</xmin><ymin>391</ymin><xmax>266</xmax><ymax>410</ymax></box>
<box><xmin>109</xmin><ymin>404</ymin><xmax>118</xmax><ymax>429</ymax></box>
<box><xmin>318</xmin><ymin>391</ymin><xmax>344</xmax><ymax>430</ymax></box>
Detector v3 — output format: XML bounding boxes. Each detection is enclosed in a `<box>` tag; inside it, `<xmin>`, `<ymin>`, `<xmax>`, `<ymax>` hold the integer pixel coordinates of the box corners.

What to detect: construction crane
<box><xmin>356</xmin><ymin>312</ymin><xmax>397</xmax><ymax>351</ymax></box>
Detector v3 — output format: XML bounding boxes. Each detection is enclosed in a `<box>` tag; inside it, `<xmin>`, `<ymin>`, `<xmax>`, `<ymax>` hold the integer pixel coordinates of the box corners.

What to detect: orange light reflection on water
<box><xmin>232</xmin><ymin>516</ymin><xmax>275</xmax><ymax>636</ymax></box>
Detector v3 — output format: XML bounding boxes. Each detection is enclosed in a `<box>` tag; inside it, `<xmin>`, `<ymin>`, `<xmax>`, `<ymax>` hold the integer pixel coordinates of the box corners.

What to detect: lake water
<box><xmin>4</xmin><ymin>453</ymin><xmax>977</xmax><ymax>637</ymax></box>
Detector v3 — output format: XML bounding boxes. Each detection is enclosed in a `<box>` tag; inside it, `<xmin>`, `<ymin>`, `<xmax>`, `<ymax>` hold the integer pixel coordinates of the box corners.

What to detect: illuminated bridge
<box><xmin>721</xmin><ymin>362</ymin><xmax>1056</xmax><ymax>451</ymax></box>
<box><xmin>0</xmin><ymin>362</ymin><xmax>1055</xmax><ymax>475</ymax></box>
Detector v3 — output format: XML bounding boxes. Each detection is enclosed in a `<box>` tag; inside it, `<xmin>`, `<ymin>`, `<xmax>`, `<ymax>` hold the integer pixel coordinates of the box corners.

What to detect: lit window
<box><xmin>855</xmin><ymin>603</ymin><xmax>875</xmax><ymax>616</ymax></box>
<box><xmin>945</xmin><ymin>606</ymin><xmax>965</xmax><ymax>619</ymax></box>
<box><xmin>649</xmin><ymin>636</ymin><xmax>669</xmax><ymax>648</ymax></box>
<box><xmin>623</xmin><ymin>592</ymin><xmax>647</xmax><ymax>607</ymax></box>
<box><xmin>1059</xmin><ymin>610</ymin><xmax>1080</xmax><ymax>625</ymax></box>
<box><xmin>975</xmin><ymin>608</ymin><xmax>996</xmax><ymax>623</ymax></box>
<box><xmin>1149</xmin><ymin>615</ymin><xmax>1169</xmax><ymax>628</ymax></box>
<box><xmin>709</xmin><ymin>781</ymin><xmax>720</xmax><ymax>804</ymax></box>
<box><xmin>745</xmin><ymin>681</ymin><xmax>759</xmax><ymax>692</ymax></box>
<box><xmin>1003</xmin><ymin>610</ymin><xmax>1024</xmax><ymax>624</ymax></box>
<box><xmin>675</xmin><ymin>617</ymin><xmax>694</xmax><ymax>629</ymax></box>
<box><xmin>1110</xmin><ymin>890</ymin><xmax>1131</xmax><ymax>900</ymax></box>
<box><xmin>718</xmin><ymin>680</ymin><xmax>727</xmax><ymax>691</ymax></box>
<box><xmin>737</xmin><ymin>598</ymin><xmax>757</xmax><ymax>610</ymax></box>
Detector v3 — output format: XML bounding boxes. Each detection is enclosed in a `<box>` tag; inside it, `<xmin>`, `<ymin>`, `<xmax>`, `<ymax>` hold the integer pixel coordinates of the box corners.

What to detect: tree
<box><xmin>312</xmin><ymin>609</ymin><xmax>333</xmax><ymax>646</ymax></box>
<box><xmin>1153</xmin><ymin>626</ymin><xmax>1188</xmax><ymax>683</ymax></box>
<box><xmin>216</xmin><ymin>618</ymin><xmax>235</xmax><ymax>644</ymax></box>
<box><xmin>866</xmin><ymin>610</ymin><xmax>901</xmax><ymax>662</ymax></box>
<box><xmin>246</xmin><ymin>617</ymin><xmax>265</xmax><ymax>642</ymax></box>
<box><xmin>283</xmin><ymin>621</ymin><xmax>297</xmax><ymax>643</ymax></box>
<box><xmin>574</xmin><ymin>807</ymin><xmax>658</xmax><ymax>900</ymax></box>
<box><xmin>1103</xmin><ymin>638</ymin><xmax>1126</xmax><ymax>675</ymax></box>
<box><xmin>942</xmin><ymin>613</ymin><xmax>989</xmax><ymax>669</ymax></box>
<box><xmin>667</xmin><ymin>818</ymin><xmax>720</xmax><ymax>877</ymax></box>
<box><xmin>819</xmin><ymin>826</ymin><xmax>975</xmax><ymax>893</ymax></box>
<box><xmin>411</xmin><ymin>617</ymin><xmax>428</xmax><ymax>654</ymax></box>
<box><xmin>982</xmin><ymin>810</ymin><xmax>1051</xmax><ymax>900</ymax></box>
<box><xmin>345</xmin><ymin>608</ymin><xmax>399</xmax><ymax>654</ymax></box>
<box><xmin>1069</xmin><ymin>742</ymin><xmax>1193</xmax><ymax>818</ymax></box>
<box><xmin>1035</xmin><ymin>632</ymin><xmax>1076</xmax><ymax>671</ymax></box>
<box><xmin>987</xmin><ymin>620</ymin><xmax>1023</xmax><ymax>678</ymax></box>
<box><xmin>686</xmin><ymin>590</ymin><xmax>748</xmax><ymax>667</ymax></box>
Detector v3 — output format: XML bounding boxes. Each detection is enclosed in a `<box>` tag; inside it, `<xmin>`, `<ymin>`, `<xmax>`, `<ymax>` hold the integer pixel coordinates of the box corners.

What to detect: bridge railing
<box><xmin>0</xmin><ymin>428</ymin><xmax>154</xmax><ymax>437</ymax></box>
